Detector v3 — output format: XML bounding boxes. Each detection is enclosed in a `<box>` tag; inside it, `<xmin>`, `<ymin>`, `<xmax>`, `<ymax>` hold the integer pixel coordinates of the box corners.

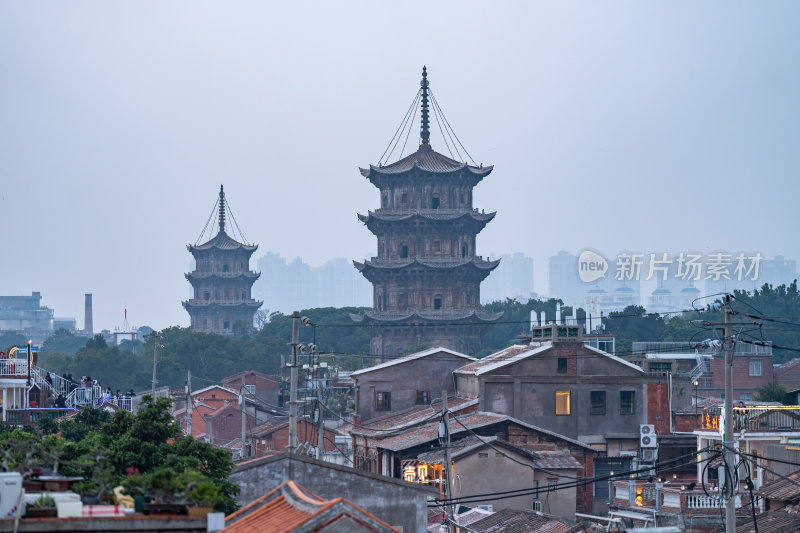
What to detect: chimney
<box><xmin>84</xmin><ymin>293</ymin><xmax>93</xmax><ymax>335</ymax></box>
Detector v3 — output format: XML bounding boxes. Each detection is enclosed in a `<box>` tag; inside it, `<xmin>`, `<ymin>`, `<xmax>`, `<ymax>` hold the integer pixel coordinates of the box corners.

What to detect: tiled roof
<box><xmin>363</xmin><ymin>411</ymin><xmax>593</xmax><ymax>453</ymax></box>
<box><xmin>468</xmin><ymin>508</ymin><xmax>584</xmax><ymax>533</ymax></box>
<box><xmin>350</xmin><ymin>308</ymin><xmax>503</xmax><ymax>324</ymax></box>
<box><xmin>360</xmin><ymin>145</ymin><xmax>493</xmax><ymax>178</ymax></box>
<box><xmin>349</xmin><ymin>396</ymin><xmax>478</xmax><ymax>437</ymax></box>
<box><xmin>710</xmin><ymin>511</ymin><xmax>800</xmax><ymax>533</ymax></box>
<box><xmin>351</xmin><ymin>347</ymin><xmax>474</xmax><ymax>377</ymax></box>
<box><xmin>455</xmin><ymin>345</ymin><xmax>542</xmax><ymax>375</ymax></box>
<box><xmin>223</xmin><ymin>480</ymin><xmax>400</xmax><ymax>533</ymax></box>
<box><xmin>189</xmin><ymin>230</ymin><xmax>257</xmax><ymax>252</ymax></box>
<box><xmin>358</xmin><ymin>210</ymin><xmax>496</xmax><ymax>224</ymax></box>
<box><xmin>416</xmin><ymin>436</ymin><xmax>582</xmax><ymax>470</ymax></box>
<box><xmin>355</xmin><ymin>257</ymin><xmax>500</xmax><ymax>272</ymax></box>
<box><xmin>756</xmin><ymin>469</ymin><xmax>800</xmax><ymax>501</ymax></box>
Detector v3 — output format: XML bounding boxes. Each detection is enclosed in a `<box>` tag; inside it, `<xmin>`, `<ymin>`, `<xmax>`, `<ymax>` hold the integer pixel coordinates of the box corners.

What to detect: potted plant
<box><xmin>182</xmin><ymin>470</ymin><xmax>221</xmax><ymax>518</ymax></box>
<box><xmin>27</xmin><ymin>493</ymin><xmax>57</xmax><ymax>518</ymax></box>
<box><xmin>142</xmin><ymin>467</ymin><xmax>187</xmax><ymax>515</ymax></box>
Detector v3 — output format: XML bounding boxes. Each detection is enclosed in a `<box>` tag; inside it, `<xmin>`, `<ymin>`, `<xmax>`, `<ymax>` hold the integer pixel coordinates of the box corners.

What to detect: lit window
<box><xmin>376</xmin><ymin>392</ymin><xmax>391</xmax><ymax>411</ymax></box>
<box><xmin>749</xmin><ymin>359</ymin><xmax>762</xmax><ymax>377</ymax></box>
<box><xmin>620</xmin><ymin>391</ymin><xmax>635</xmax><ymax>415</ymax></box>
<box><xmin>591</xmin><ymin>391</ymin><xmax>606</xmax><ymax>415</ymax></box>
<box><xmin>555</xmin><ymin>391</ymin><xmax>570</xmax><ymax>415</ymax></box>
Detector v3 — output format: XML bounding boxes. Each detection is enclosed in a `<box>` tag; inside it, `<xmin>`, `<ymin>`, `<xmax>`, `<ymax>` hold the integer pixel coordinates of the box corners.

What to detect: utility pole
<box><xmin>186</xmin><ymin>370</ymin><xmax>192</xmax><ymax>436</ymax></box>
<box><xmin>241</xmin><ymin>377</ymin><xmax>248</xmax><ymax>459</ymax></box>
<box><xmin>288</xmin><ymin>311</ymin><xmax>300</xmax><ymax>454</ymax></box>
<box><xmin>316</xmin><ymin>363</ymin><xmax>324</xmax><ymax>460</ymax></box>
<box><xmin>442</xmin><ymin>389</ymin><xmax>454</xmax><ymax>533</ymax></box>
<box><xmin>151</xmin><ymin>333</ymin><xmax>158</xmax><ymax>397</ymax></box>
<box><xmin>724</xmin><ymin>294</ymin><xmax>736</xmax><ymax>533</ymax></box>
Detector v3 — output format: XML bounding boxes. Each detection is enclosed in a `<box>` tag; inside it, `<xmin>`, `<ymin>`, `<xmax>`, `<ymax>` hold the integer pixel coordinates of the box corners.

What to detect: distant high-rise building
<box><xmin>351</xmin><ymin>67</ymin><xmax>501</xmax><ymax>357</ymax></box>
<box><xmin>183</xmin><ymin>186</ymin><xmax>262</xmax><ymax>335</ymax></box>
<box><xmin>549</xmin><ymin>251</ymin><xmax>583</xmax><ymax>305</ymax></box>
<box><xmin>0</xmin><ymin>292</ymin><xmax>54</xmax><ymax>332</ymax></box>
<box><xmin>481</xmin><ymin>253</ymin><xmax>535</xmax><ymax>303</ymax></box>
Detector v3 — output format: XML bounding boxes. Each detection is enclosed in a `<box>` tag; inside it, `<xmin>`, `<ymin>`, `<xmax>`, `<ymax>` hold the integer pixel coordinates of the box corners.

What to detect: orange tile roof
<box><xmin>223</xmin><ymin>480</ymin><xmax>400</xmax><ymax>533</ymax></box>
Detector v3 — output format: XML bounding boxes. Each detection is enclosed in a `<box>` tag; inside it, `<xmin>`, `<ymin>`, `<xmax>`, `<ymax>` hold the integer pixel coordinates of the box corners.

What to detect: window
<box><xmin>591</xmin><ymin>391</ymin><xmax>606</xmax><ymax>415</ymax></box>
<box><xmin>245</xmin><ymin>385</ymin><xmax>256</xmax><ymax>395</ymax></box>
<box><xmin>740</xmin><ymin>393</ymin><xmax>754</xmax><ymax>401</ymax></box>
<box><xmin>434</xmin><ymin>296</ymin><xmax>443</xmax><ymax>310</ymax></box>
<box><xmin>376</xmin><ymin>392</ymin><xmax>391</xmax><ymax>411</ymax></box>
<box><xmin>432</xmin><ymin>196</ymin><xmax>440</xmax><ymax>209</ymax></box>
<box><xmin>223</xmin><ymin>264</ymin><xmax>229</xmax><ymax>272</ymax></box>
<box><xmin>462</xmin><ymin>244</ymin><xmax>467</xmax><ymax>258</ymax></box>
<box><xmin>223</xmin><ymin>320</ymin><xmax>230</xmax><ymax>330</ymax></box>
<box><xmin>432</xmin><ymin>240</ymin><xmax>441</xmax><ymax>252</ymax></box>
<box><xmin>478</xmin><ymin>452</ymin><xmax>488</xmax><ymax>458</ymax></box>
<box><xmin>620</xmin><ymin>391</ymin><xmax>635</xmax><ymax>415</ymax></box>
<box><xmin>749</xmin><ymin>359</ymin><xmax>762</xmax><ymax>376</ymax></box>
<box><xmin>401</xmin><ymin>193</ymin><xmax>408</xmax><ymax>206</ymax></box>
<box><xmin>398</xmin><ymin>293</ymin><xmax>408</xmax><ymax>309</ymax></box>
<box><xmin>400</xmin><ymin>243</ymin><xmax>409</xmax><ymax>259</ymax></box>
<box><xmin>415</xmin><ymin>390</ymin><xmax>430</xmax><ymax>405</ymax></box>
<box><xmin>204</xmin><ymin>291</ymin><xmax>210</xmax><ymax>301</ymax></box>
<box><xmin>555</xmin><ymin>391</ymin><xmax>571</xmax><ymax>415</ymax></box>
<box><xmin>557</xmin><ymin>357</ymin><xmax>567</xmax><ymax>374</ymax></box>
<box><xmin>649</xmin><ymin>362</ymin><xmax>672</xmax><ymax>373</ymax></box>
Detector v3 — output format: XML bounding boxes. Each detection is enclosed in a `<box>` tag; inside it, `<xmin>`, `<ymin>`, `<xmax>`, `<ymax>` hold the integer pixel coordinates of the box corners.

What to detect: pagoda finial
<box><xmin>218</xmin><ymin>184</ymin><xmax>226</xmax><ymax>234</ymax></box>
<box><xmin>420</xmin><ymin>66</ymin><xmax>430</xmax><ymax>147</ymax></box>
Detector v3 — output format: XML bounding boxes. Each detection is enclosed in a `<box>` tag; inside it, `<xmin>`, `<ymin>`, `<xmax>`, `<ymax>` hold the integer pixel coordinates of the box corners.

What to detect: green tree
<box><xmin>756</xmin><ymin>381</ymin><xmax>788</xmax><ymax>403</ymax></box>
<box><xmin>43</xmin><ymin>329</ymin><xmax>88</xmax><ymax>354</ymax></box>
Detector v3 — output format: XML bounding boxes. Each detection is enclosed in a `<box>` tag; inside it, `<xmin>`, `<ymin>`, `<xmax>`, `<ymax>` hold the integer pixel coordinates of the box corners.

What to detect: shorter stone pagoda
<box><xmin>183</xmin><ymin>185</ymin><xmax>262</xmax><ymax>335</ymax></box>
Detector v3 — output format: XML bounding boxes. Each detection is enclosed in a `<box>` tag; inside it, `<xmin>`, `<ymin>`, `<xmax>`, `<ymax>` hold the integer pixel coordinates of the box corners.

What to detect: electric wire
<box><xmin>378</xmin><ymin>89</ymin><xmax>421</xmax><ymax>166</ymax></box>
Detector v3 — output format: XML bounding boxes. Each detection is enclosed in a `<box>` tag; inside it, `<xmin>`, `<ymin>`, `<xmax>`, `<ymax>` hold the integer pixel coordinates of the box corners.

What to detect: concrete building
<box><xmin>221</xmin><ymin>370</ymin><xmax>280</xmax><ymax>410</ymax></box>
<box><xmin>0</xmin><ymin>292</ymin><xmax>54</xmax><ymax>333</ymax></box>
<box><xmin>350</xmin><ymin>346</ymin><xmax>475</xmax><ymax>422</ymax></box>
<box><xmin>230</xmin><ymin>453</ymin><xmax>435</xmax><ymax>533</ymax></box>
<box><xmin>416</xmin><ymin>435</ymin><xmax>582</xmax><ymax>519</ymax></box>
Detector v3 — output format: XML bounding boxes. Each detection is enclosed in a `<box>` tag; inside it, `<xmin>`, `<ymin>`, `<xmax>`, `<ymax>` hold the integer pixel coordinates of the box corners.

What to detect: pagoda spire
<box><xmin>420</xmin><ymin>66</ymin><xmax>430</xmax><ymax>147</ymax></box>
<box><xmin>218</xmin><ymin>184</ymin><xmax>226</xmax><ymax>234</ymax></box>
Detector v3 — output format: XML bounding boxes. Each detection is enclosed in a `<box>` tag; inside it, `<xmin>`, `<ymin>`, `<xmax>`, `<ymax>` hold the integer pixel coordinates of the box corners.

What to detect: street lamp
<box><xmin>693</xmin><ymin>380</ymin><xmax>700</xmax><ymax>421</ymax></box>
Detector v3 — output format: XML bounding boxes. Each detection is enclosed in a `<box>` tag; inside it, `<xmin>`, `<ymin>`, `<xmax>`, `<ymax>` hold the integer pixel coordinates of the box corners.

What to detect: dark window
<box><xmin>223</xmin><ymin>320</ymin><xmax>230</xmax><ymax>330</ymax></box>
<box><xmin>223</xmin><ymin>264</ymin><xmax>229</xmax><ymax>272</ymax></box>
<box><xmin>204</xmin><ymin>291</ymin><xmax>210</xmax><ymax>301</ymax></box>
<box><xmin>462</xmin><ymin>244</ymin><xmax>467</xmax><ymax>258</ymax></box>
<box><xmin>432</xmin><ymin>240</ymin><xmax>441</xmax><ymax>252</ymax></box>
<box><xmin>591</xmin><ymin>391</ymin><xmax>606</xmax><ymax>415</ymax></box>
<box><xmin>400</xmin><ymin>243</ymin><xmax>409</xmax><ymax>259</ymax></box>
<box><xmin>401</xmin><ymin>193</ymin><xmax>408</xmax><ymax>206</ymax></box>
<box><xmin>415</xmin><ymin>390</ymin><xmax>430</xmax><ymax>405</ymax></box>
<box><xmin>434</xmin><ymin>296</ymin><xmax>443</xmax><ymax>310</ymax></box>
<box><xmin>620</xmin><ymin>391</ymin><xmax>635</xmax><ymax>415</ymax></box>
<box><xmin>557</xmin><ymin>357</ymin><xmax>567</xmax><ymax>374</ymax></box>
<box><xmin>432</xmin><ymin>196</ymin><xmax>440</xmax><ymax>209</ymax></box>
<box><xmin>398</xmin><ymin>293</ymin><xmax>408</xmax><ymax>309</ymax></box>
<box><xmin>376</xmin><ymin>392</ymin><xmax>391</xmax><ymax>411</ymax></box>
<box><xmin>478</xmin><ymin>452</ymin><xmax>488</xmax><ymax>458</ymax></box>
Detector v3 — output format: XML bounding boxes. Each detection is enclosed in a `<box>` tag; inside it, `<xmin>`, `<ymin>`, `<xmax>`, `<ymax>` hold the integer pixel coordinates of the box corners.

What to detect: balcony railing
<box><xmin>612</xmin><ymin>481</ymin><xmax>745</xmax><ymax>514</ymax></box>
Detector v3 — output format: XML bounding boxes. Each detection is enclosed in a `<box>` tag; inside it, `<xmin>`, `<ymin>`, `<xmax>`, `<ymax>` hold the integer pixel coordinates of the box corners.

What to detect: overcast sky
<box><xmin>1</xmin><ymin>2</ymin><xmax>798</xmax><ymax>332</ymax></box>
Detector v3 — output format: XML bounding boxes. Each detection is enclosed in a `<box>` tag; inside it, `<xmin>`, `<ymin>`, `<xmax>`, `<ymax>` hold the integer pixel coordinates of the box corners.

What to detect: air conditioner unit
<box><xmin>641</xmin><ymin>448</ymin><xmax>658</xmax><ymax>463</ymax></box>
<box><xmin>640</xmin><ymin>424</ymin><xmax>657</xmax><ymax>448</ymax></box>
<box><xmin>0</xmin><ymin>472</ymin><xmax>22</xmax><ymax>518</ymax></box>
<box><xmin>532</xmin><ymin>501</ymin><xmax>542</xmax><ymax>512</ymax></box>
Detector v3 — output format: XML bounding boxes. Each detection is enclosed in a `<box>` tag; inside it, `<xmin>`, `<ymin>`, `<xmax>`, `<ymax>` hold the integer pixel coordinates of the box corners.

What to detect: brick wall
<box><xmin>647</xmin><ymin>381</ymin><xmax>671</xmax><ymax>435</ymax></box>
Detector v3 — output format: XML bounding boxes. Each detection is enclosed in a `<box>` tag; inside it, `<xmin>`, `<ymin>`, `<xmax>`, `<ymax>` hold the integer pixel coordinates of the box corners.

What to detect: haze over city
<box><xmin>2</xmin><ymin>2</ymin><xmax>799</xmax><ymax>331</ymax></box>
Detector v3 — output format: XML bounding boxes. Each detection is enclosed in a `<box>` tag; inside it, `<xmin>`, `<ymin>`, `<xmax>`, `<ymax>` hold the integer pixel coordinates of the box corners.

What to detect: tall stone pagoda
<box><xmin>183</xmin><ymin>185</ymin><xmax>262</xmax><ymax>335</ymax></box>
<box><xmin>352</xmin><ymin>67</ymin><xmax>502</xmax><ymax>358</ymax></box>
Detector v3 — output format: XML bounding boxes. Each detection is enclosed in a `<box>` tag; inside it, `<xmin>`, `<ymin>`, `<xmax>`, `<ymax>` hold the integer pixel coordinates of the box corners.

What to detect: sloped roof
<box><xmin>756</xmin><ymin>469</ymin><xmax>800</xmax><ymax>501</ymax></box>
<box><xmin>360</xmin><ymin>145</ymin><xmax>493</xmax><ymax>178</ymax></box>
<box><xmin>350</xmin><ymin>395</ymin><xmax>477</xmax><ymax>437</ymax></box>
<box><xmin>354</xmin><ymin>257</ymin><xmax>500</xmax><ymax>272</ymax></box>
<box><xmin>350</xmin><ymin>308</ymin><xmax>503</xmax><ymax>325</ymax></box>
<box><xmin>468</xmin><ymin>508</ymin><xmax>584</xmax><ymax>533</ymax></box>
<box><xmin>364</xmin><ymin>411</ymin><xmax>594</xmax><ymax>453</ymax></box>
<box><xmin>454</xmin><ymin>342</ymin><xmax>644</xmax><ymax>376</ymax></box>
<box><xmin>358</xmin><ymin>209</ymin><xmax>496</xmax><ymax>224</ymax></box>
<box><xmin>222</xmin><ymin>480</ymin><xmax>400</xmax><ymax>533</ymax></box>
<box><xmin>189</xmin><ymin>231</ymin><xmax>257</xmax><ymax>252</ymax></box>
<box><xmin>416</xmin><ymin>436</ymin><xmax>583</xmax><ymax>471</ymax></box>
<box><xmin>351</xmin><ymin>346</ymin><xmax>475</xmax><ymax>377</ymax></box>
<box><xmin>713</xmin><ymin>511</ymin><xmax>800</xmax><ymax>533</ymax></box>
